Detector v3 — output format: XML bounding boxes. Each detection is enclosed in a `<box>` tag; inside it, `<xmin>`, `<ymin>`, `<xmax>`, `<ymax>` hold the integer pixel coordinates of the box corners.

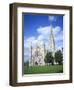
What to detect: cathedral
<box><xmin>29</xmin><ymin>25</ymin><xmax>55</xmax><ymax>66</ymax></box>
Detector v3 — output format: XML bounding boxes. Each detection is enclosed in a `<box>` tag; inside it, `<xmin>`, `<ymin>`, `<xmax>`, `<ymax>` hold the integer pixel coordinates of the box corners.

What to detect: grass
<box><xmin>24</xmin><ymin>64</ymin><xmax>63</xmax><ymax>74</ymax></box>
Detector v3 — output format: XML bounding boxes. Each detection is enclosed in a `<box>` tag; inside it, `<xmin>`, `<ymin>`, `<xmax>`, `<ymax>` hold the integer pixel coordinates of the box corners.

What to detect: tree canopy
<box><xmin>44</xmin><ymin>52</ymin><xmax>54</xmax><ymax>65</ymax></box>
<box><xmin>44</xmin><ymin>50</ymin><xmax>63</xmax><ymax>65</ymax></box>
<box><xmin>55</xmin><ymin>50</ymin><xmax>63</xmax><ymax>65</ymax></box>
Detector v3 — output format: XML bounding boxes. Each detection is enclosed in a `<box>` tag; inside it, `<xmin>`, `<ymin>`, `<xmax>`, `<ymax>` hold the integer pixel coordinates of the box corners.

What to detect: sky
<box><xmin>23</xmin><ymin>13</ymin><xmax>63</xmax><ymax>62</ymax></box>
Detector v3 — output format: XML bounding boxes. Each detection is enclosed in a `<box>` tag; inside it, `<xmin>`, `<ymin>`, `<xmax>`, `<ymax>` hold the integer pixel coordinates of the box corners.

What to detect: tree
<box><xmin>44</xmin><ymin>52</ymin><xmax>54</xmax><ymax>65</ymax></box>
<box><xmin>55</xmin><ymin>50</ymin><xmax>63</xmax><ymax>65</ymax></box>
<box><xmin>24</xmin><ymin>61</ymin><xmax>29</xmax><ymax>67</ymax></box>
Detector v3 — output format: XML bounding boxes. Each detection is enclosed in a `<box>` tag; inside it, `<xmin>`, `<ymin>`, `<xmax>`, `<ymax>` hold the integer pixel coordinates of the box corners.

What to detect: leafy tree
<box><xmin>24</xmin><ymin>61</ymin><xmax>29</xmax><ymax>67</ymax></box>
<box><xmin>55</xmin><ymin>50</ymin><xmax>63</xmax><ymax>65</ymax></box>
<box><xmin>44</xmin><ymin>52</ymin><xmax>54</xmax><ymax>65</ymax></box>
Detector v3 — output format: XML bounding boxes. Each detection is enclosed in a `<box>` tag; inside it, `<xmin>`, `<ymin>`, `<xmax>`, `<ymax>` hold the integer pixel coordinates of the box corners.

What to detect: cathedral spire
<box><xmin>49</xmin><ymin>25</ymin><xmax>55</xmax><ymax>63</ymax></box>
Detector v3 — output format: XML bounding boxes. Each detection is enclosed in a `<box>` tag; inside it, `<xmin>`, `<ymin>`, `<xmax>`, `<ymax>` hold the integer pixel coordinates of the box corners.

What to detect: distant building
<box><xmin>29</xmin><ymin>25</ymin><xmax>55</xmax><ymax>66</ymax></box>
<box><xmin>29</xmin><ymin>43</ymin><xmax>45</xmax><ymax>66</ymax></box>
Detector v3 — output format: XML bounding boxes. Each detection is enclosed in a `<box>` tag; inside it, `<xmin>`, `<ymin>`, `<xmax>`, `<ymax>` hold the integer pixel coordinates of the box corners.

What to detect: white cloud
<box><xmin>53</xmin><ymin>26</ymin><xmax>61</xmax><ymax>35</ymax></box>
<box><xmin>24</xmin><ymin>48</ymin><xmax>29</xmax><ymax>56</ymax></box>
<box><xmin>37</xmin><ymin>26</ymin><xmax>61</xmax><ymax>36</ymax></box>
<box><xmin>37</xmin><ymin>35</ymin><xmax>44</xmax><ymax>41</ymax></box>
<box><xmin>48</xmin><ymin>16</ymin><xmax>56</xmax><ymax>21</ymax></box>
<box><xmin>24</xmin><ymin>36</ymin><xmax>37</xmax><ymax>48</ymax></box>
<box><xmin>24</xmin><ymin>26</ymin><xmax>63</xmax><ymax>48</ymax></box>
<box><xmin>27</xmin><ymin>37</ymin><xmax>35</xmax><ymax>42</ymax></box>
<box><xmin>55</xmin><ymin>32</ymin><xmax>63</xmax><ymax>42</ymax></box>
<box><xmin>27</xmin><ymin>37</ymin><xmax>38</xmax><ymax>46</ymax></box>
<box><xmin>24</xmin><ymin>25</ymin><xmax>63</xmax><ymax>62</ymax></box>
<box><xmin>37</xmin><ymin>26</ymin><xmax>50</xmax><ymax>35</ymax></box>
<box><xmin>37</xmin><ymin>25</ymin><xmax>63</xmax><ymax>50</ymax></box>
<box><xmin>37</xmin><ymin>26</ymin><xmax>62</xmax><ymax>43</ymax></box>
<box><xmin>55</xmin><ymin>40</ymin><xmax>63</xmax><ymax>51</ymax></box>
<box><xmin>24</xmin><ymin>25</ymin><xmax>63</xmax><ymax>49</ymax></box>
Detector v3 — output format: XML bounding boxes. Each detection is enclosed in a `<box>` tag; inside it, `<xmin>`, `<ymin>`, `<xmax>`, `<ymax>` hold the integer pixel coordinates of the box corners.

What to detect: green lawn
<box><xmin>24</xmin><ymin>65</ymin><xmax>63</xmax><ymax>74</ymax></box>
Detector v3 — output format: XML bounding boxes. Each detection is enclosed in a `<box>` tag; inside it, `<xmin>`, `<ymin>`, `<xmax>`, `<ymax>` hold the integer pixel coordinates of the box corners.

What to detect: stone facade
<box><xmin>29</xmin><ymin>43</ymin><xmax>46</xmax><ymax>66</ymax></box>
<box><xmin>29</xmin><ymin>25</ymin><xmax>55</xmax><ymax>66</ymax></box>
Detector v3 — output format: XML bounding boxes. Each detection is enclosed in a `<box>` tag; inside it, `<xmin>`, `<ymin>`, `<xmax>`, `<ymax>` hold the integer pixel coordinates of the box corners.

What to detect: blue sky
<box><xmin>24</xmin><ymin>14</ymin><xmax>63</xmax><ymax>38</ymax></box>
<box><xmin>23</xmin><ymin>13</ymin><xmax>63</xmax><ymax>62</ymax></box>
